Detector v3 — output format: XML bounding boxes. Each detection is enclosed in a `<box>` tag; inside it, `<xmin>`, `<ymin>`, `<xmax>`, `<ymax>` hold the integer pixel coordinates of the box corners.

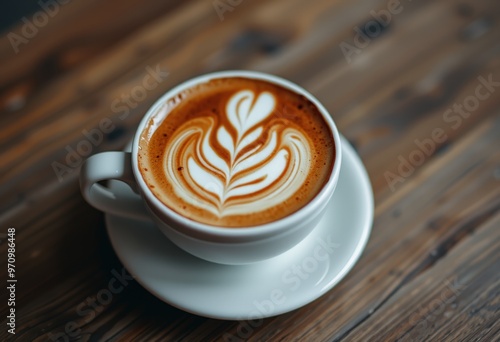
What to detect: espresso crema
<box><xmin>139</xmin><ymin>77</ymin><xmax>335</xmax><ymax>227</ymax></box>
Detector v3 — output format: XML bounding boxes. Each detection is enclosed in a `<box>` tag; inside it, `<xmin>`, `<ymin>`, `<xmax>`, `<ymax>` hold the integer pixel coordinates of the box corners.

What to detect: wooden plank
<box><xmin>0</xmin><ymin>0</ymin><xmax>191</xmax><ymax>87</ymax></box>
<box><xmin>344</xmin><ymin>212</ymin><xmax>500</xmax><ymax>342</ymax></box>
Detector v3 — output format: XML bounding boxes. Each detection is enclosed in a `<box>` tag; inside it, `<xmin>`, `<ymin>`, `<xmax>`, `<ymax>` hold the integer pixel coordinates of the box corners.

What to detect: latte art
<box><xmin>139</xmin><ymin>77</ymin><xmax>335</xmax><ymax>227</ymax></box>
<box><xmin>163</xmin><ymin>90</ymin><xmax>311</xmax><ymax>217</ymax></box>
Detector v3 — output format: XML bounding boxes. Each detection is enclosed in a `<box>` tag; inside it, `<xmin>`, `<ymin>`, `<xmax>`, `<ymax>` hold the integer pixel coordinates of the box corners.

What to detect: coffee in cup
<box><xmin>138</xmin><ymin>77</ymin><xmax>335</xmax><ymax>227</ymax></box>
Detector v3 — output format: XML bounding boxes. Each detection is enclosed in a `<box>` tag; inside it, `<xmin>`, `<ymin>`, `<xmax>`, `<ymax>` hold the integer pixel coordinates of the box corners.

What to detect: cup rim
<box><xmin>132</xmin><ymin>70</ymin><xmax>342</xmax><ymax>238</ymax></box>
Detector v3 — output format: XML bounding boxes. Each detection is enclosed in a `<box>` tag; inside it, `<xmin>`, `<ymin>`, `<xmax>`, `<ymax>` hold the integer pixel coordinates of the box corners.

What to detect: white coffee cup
<box><xmin>80</xmin><ymin>71</ymin><xmax>342</xmax><ymax>265</ymax></box>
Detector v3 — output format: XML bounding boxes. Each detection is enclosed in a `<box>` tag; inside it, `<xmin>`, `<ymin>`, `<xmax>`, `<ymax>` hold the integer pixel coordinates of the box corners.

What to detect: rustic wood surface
<box><xmin>1</xmin><ymin>0</ymin><xmax>499</xmax><ymax>341</ymax></box>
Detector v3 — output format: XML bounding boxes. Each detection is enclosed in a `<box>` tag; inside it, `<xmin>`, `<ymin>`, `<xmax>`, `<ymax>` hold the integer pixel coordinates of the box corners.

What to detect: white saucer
<box><xmin>105</xmin><ymin>136</ymin><xmax>373</xmax><ymax>320</ymax></box>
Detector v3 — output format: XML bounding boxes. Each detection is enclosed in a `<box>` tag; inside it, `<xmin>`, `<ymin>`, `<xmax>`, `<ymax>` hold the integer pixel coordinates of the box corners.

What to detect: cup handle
<box><xmin>80</xmin><ymin>151</ymin><xmax>150</xmax><ymax>220</ymax></box>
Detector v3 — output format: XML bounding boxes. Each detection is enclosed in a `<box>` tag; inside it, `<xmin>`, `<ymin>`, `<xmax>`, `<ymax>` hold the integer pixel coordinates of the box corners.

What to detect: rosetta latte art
<box><xmin>163</xmin><ymin>90</ymin><xmax>312</xmax><ymax>217</ymax></box>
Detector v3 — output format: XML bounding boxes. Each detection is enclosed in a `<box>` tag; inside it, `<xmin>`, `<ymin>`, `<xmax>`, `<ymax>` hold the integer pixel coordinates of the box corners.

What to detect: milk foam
<box><xmin>162</xmin><ymin>90</ymin><xmax>311</xmax><ymax>217</ymax></box>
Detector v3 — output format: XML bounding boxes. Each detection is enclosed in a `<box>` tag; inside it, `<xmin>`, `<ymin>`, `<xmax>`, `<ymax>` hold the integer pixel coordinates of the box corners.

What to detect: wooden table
<box><xmin>1</xmin><ymin>0</ymin><xmax>499</xmax><ymax>340</ymax></box>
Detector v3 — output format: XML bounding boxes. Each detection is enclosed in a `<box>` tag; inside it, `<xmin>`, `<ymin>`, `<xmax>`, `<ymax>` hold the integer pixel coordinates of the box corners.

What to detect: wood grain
<box><xmin>0</xmin><ymin>0</ymin><xmax>499</xmax><ymax>341</ymax></box>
